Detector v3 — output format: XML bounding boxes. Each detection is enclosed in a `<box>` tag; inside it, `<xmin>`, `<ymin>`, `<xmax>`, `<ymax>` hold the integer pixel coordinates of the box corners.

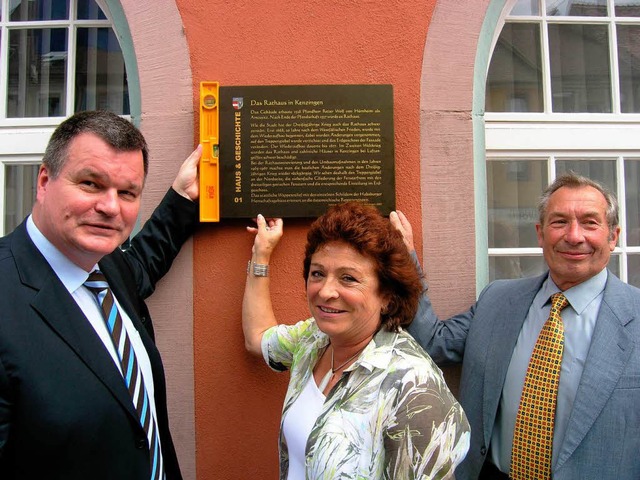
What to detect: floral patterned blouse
<box><xmin>261</xmin><ymin>318</ymin><xmax>470</xmax><ymax>479</ymax></box>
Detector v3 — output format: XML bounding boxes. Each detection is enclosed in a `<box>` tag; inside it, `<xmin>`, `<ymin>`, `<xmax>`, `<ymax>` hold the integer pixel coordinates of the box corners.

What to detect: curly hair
<box><xmin>303</xmin><ymin>202</ymin><xmax>424</xmax><ymax>332</ymax></box>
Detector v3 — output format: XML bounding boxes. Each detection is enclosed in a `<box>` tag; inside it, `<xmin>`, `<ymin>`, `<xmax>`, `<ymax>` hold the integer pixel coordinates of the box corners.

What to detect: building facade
<box><xmin>2</xmin><ymin>0</ymin><xmax>639</xmax><ymax>478</ymax></box>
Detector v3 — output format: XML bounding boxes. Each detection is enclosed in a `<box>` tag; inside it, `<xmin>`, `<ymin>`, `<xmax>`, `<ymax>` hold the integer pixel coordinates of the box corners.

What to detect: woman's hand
<box><xmin>247</xmin><ymin>214</ymin><xmax>284</xmax><ymax>264</ymax></box>
<box><xmin>390</xmin><ymin>210</ymin><xmax>415</xmax><ymax>253</ymax></box>
<box><xmin>243</xmin><ymin>213</ymin><xmax>283</xmax><ymax>356</ymax></box>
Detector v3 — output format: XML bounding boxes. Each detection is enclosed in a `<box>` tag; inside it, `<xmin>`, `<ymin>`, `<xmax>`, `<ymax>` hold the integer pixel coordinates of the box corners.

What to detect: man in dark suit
<box><xmin>392</xmin><ymin>173</ymin><xmax>640</xmax><ymax>480</ymax></box>
<box><xmin>0</xmin><ymin>111</ymin><xmax>201</xmax><ymax>479</ymax></box>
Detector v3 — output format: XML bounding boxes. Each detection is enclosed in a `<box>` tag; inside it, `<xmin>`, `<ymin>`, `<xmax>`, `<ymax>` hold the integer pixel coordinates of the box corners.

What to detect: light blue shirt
<box><xmin>491</xmin><ymin>268</ymin><xmax>607</xmax><ymax>472</ymax></box>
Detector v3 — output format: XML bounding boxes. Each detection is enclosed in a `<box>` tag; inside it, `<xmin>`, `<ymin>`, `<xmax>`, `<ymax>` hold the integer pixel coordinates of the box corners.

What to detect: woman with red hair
<box><xmin>243</xmin><ymin>202</ymin><xmax>469</xmax><ymax>479</ymax></box>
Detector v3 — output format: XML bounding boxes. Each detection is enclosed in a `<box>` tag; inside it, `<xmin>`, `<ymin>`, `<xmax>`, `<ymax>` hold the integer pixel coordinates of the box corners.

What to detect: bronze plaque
<box><xmin>218</xmin><ymin>84</ymin><xmax>394</xmax><ymax>218</ymax></box>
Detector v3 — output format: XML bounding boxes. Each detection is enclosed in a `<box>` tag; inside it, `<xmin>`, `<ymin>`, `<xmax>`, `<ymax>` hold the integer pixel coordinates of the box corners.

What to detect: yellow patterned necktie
<box><xmin>510</xmin><ymin>292</ymin><xmax>569</xmax><ymax>480</ymax></box>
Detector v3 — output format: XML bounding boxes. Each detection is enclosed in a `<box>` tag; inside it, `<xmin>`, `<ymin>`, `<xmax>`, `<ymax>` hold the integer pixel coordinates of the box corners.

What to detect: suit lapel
<box><xmin>11</xmin><ymin>224</ymin><xmax>141</xmax><ymax>425</ymax></box>
<box><xmin>482</xmin><ymin>276</ymin><xmax>545</xmax><ymax>443</ymax></box>
<box><xmin>556</xmin><ymin>276</ymin><xmax>635</xmax><ymax>469</ymax></box>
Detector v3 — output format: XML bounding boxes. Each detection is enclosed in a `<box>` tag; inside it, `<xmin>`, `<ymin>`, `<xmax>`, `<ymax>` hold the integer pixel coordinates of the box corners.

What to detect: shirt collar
<box><xmin>539</xmin><ymin>268</ymin><xmax>608</xmax><ymax>314</ymax></box>
<box><xmin>26</xmin><ymin>215</ymin><xmax>96</xmax><ymax>293</ymax></box>
<box><xmin>356</xmin><ymin>328</ymin><xmax>398</xmax><ymax>373</ymax></box>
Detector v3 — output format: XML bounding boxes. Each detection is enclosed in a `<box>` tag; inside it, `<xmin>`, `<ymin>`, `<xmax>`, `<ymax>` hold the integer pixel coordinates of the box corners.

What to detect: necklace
<box><xmin>317</xmin><ymin>344</ymin><xmax>365</xmax><ymax>392</ymax></box>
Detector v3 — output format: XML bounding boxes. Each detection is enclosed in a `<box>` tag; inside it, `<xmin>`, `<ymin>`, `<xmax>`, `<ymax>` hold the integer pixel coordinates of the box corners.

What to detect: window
<box><xmin>0</xmin><ymin>0</ymin><xmax>129</xmax><ymax>235</ymax></box>
<box><xmin>485</xmin><ymin>0</ymin><xmax>640</xmax><ymax>288</ymax></box>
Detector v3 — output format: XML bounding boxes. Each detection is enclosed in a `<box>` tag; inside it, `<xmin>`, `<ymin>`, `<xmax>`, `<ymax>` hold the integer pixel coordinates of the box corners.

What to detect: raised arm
<box><xmin>122</xmin><ymin>145</ymin><xmax>202</xmax><ymax>298</ymax></box>
<box><xmin>390</xmin><ymin>209</ymin><xmax>470</xmax><ymax>364</ymax></box>
<box><xmin>242</xmin><ymin>214</ymin><xmax>283</xmax><ymax>356</ymax></box>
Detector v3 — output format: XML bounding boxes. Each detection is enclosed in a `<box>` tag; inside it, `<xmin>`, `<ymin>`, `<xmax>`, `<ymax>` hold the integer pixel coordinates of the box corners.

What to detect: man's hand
<box><xmin>172</xmin><ymin>144</ymin><xmax>202</xmax><ymax>201</ymax></box>
<box><xmin>390</xmin><ymin>210</ymin><xmax>415</xmax><ymax>253</ymax></box>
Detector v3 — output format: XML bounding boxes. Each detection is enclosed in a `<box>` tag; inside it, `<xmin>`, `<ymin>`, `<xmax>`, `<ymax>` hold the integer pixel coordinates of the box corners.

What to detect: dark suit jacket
<box><xmin>0</xmin><ymin>188</ymin><xmax>197</xmax><ymax>479</ymax></box>
<box><xmin>408</xmin><ymin>271</ymin><xmax>640</xmax><ymax>480</ymax></box>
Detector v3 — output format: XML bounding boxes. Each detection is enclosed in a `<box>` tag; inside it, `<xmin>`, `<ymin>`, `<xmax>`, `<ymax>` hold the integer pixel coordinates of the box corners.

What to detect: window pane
<box><xmin>4</xmin><ymin>164</ymin><xmax>39</xmax><ymax>233</ymax></box>
<box><xmin>617</xmin><ymin>25</ymin><xmax>640</xmax><ymax>113</ymax></box>
<box><xmin>76</xmin><ymin>28</ymin><xmax>129</xmax><ymax>114</ymax></box>
<box><xmin>511</xmin><ymin>0</ymin><xmax>540</xmax><ymax>15</ymax></box>
<box><xmin>486</xmin><ymin>23</ymin><xmax>543</xmax><ymax>112</ymax></box>
<box><xmin>555</xmin><ymin>158</ymin><xmax>617</xmax><ymax>193</ymax></box>
<box><xmin>7</xmin><ymin>28</ymin><xmax>68</xmax><ymax>118</ymax></box>
<box><xmin>487</xmin><ymin>160</ymin><xmax>547</xmax><ymax>248</ymax></box>
<box><xmin>608</xmin><ymin>253</ymin><xmax>620</xmax><ymax>278</ymax></box>
<box><xmin>628</xmin><ymin>254</ymin><xmax>640</xmax><ymax>287</ymax></box>
<box><xmin>9</xmin><ymin>0</ymin><xmax>69</xmax><ymax>21</ymax></box>
<box><xmin>549</xmin><ymin>24</ymin><xmax>612</xmax><ymax>112</ymax></box>
<box><xmin>625</xmin><ymin>158</ymin><xmax>640</xmax><ymax>246</ymax></box>
<box><xmin>556</xmin><ymin>158</ymin><xmax>619</xmax><ymax>246</ymax></box>
<box><xmin>615</xmin><ymin>0</ymin><xmax>640</xmax><ymax>17</ymax></box>
<box><xmin>77</xmin><ymin>0</ymin><xmax>107</xmax><ymax>20</ymax></box>
<box><xmin>547</xmin><ymin>0</ymin><xmax>608</xmax><ymax>16</ymax></box>
<box><xmin>490</xmin><ymin>256</ymin><xmax>547</xmax><ymax>281</ymax></box>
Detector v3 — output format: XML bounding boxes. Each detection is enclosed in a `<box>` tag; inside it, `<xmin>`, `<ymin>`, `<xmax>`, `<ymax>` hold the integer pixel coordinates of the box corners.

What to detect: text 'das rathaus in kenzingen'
<box><xmin>219</xmin><ymin>84</ymin><xmax>395</xmax><ymax>218</ymax></box>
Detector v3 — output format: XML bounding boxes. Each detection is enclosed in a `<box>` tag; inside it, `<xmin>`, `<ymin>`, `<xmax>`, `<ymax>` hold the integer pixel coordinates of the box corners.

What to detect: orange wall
<box><xmin>177</xmin><ymin>1</ymin><xmax>436</xmax><ymax>478</ymax></box>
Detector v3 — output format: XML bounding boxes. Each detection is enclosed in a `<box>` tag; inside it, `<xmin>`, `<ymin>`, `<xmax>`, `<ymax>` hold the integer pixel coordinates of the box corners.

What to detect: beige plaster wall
<box><xmin>420</xmin><ymin>0</ymin><xmax>497</xmax><ymax>392</ymax></box>
<box><xmin>119</xmin><ymin>0</ymin><xmax>197</xmax><ymax>478</ymax></box>
<box><xmin>421</xmin><ymin>0</ymin><xmax>491</xmax><ymax>314</ymax></box>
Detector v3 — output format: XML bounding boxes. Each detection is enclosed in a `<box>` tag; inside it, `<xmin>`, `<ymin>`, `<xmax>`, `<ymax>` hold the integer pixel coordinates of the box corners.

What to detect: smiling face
<box><xmin>306</xmin><ymin>241</ymin><xmax>387</xmax><ymax>346</ymax></box>
<box><xmin>32</xmin><ymin>132</ymin><xmax>144</xmax><ymax>271</ymax></box>
<box><xmin>536</xmin><ymin>185</ymin><xmax>620</xmax><ymax>291</ymax></box>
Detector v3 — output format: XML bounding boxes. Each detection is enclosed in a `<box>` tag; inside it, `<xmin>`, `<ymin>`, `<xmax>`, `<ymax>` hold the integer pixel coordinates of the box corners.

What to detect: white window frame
<box><xmin>0</xmin><ymin>0</ymin><xmax>126</xmax><ymax>236</ymax></box>
<box><xmin>485</xmin><ymin>0</ymin><xmax>640</xmax><ymax>284</ymax></box>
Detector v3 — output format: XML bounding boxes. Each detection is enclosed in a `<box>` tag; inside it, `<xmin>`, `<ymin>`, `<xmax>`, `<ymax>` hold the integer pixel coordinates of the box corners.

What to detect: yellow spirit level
<box><xmin>199</xmin><ymin>81</ymin><xmax>220</xmax><ymax>222</ymax></box>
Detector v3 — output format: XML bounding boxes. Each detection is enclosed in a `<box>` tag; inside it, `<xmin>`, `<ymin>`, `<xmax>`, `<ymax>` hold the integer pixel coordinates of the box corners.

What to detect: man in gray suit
<box><xmin>392</xmin><ymin>173</ymin><xmax>640</xmax><ymax>480</ymax></box>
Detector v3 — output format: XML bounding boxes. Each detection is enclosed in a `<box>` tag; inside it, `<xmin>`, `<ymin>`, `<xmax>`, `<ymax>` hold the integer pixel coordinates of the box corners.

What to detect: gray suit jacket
<box><xmin>408</xmin><ymin>271</ymin><xmax>640</xmax><ymax>480</ymax></box>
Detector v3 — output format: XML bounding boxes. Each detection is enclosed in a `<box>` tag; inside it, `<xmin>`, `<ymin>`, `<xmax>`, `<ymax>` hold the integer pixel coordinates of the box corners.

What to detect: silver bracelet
<box><xmin>247</xmin><ymin>260</ymin><xmax>269</xmax><ymax>277</ymax></box>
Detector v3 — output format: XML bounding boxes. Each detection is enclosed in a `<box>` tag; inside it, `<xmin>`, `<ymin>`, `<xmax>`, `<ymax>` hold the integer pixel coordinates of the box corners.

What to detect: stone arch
<box><xmin>112</xmin><ymin>1</ymin><xmax>196</xmax><ymax>477</ymax></box>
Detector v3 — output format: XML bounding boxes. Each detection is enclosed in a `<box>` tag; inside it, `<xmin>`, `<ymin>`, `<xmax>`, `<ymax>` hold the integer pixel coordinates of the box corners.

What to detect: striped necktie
<box><xmin>510</xmin><ymin>292</ymin><xmax>569</xmax><ymax>480</ymax></box>
<box><xmin>85</xmin><ymin>271</ymin><xmax>164</xmax><ymax>480</ymax></box>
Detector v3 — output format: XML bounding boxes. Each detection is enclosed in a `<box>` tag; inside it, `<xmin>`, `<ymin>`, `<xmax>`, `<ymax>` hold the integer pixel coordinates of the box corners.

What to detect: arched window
<box><xmin>0</xmin><ymin>0</ymin><xmax>129</xmax><ymax>235</ymax></box>
<box><xmin>485</xmin><ymin>0</ymin><xmax>640</xmax><ymax>287</ymax></box>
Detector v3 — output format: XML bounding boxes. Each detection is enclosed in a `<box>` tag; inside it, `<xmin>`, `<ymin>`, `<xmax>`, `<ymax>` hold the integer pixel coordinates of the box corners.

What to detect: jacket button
<box><xmin>136</xmin><ymin>438</ymin><xmax>147</xmax><ymax>449</ymax></box>
<box><xmin>480</xmin><ymin>446</ymin><xmax>487</xmax><ymax>456</ymax></box>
